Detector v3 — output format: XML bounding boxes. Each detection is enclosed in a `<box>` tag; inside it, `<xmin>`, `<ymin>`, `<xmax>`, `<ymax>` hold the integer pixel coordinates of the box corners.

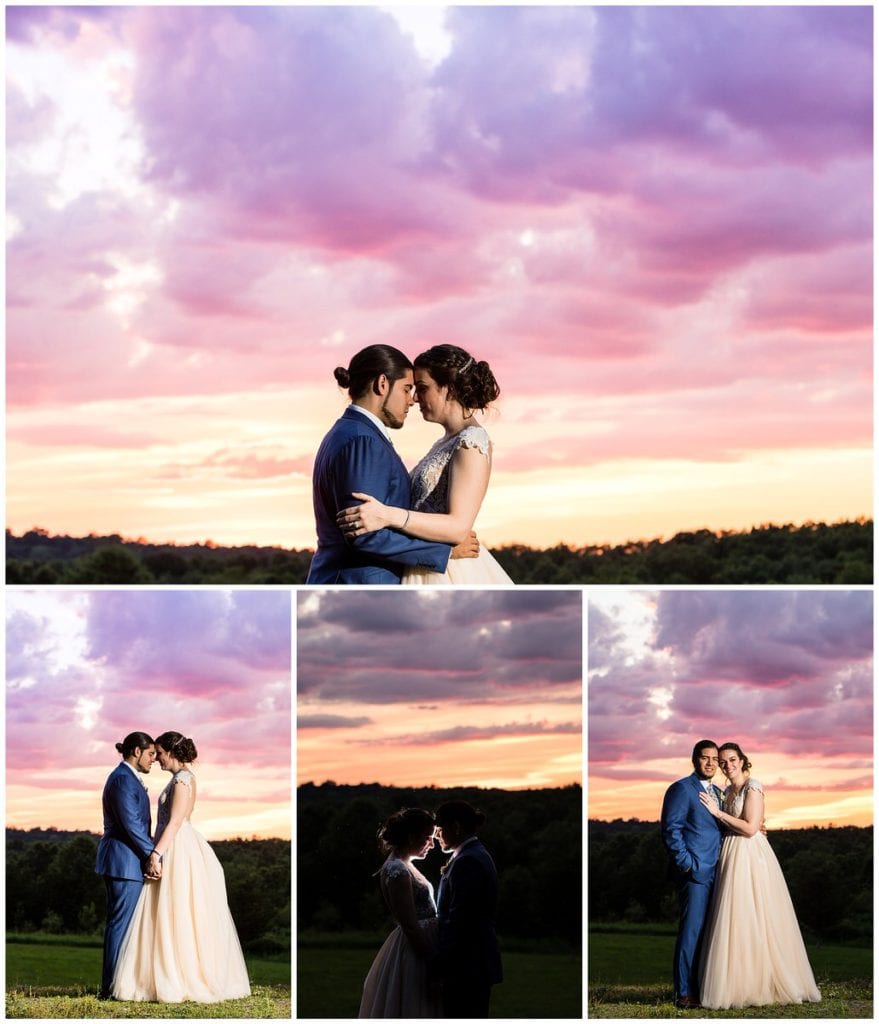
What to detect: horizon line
<box><xmin>299</xmin><ymin>780</ymin><xmax>583</xmax><ymax>792</ymax></box>
<box><xmin>588</xmin><ymin>816</ymin><xmax>872</xmax><ymax>830</ymax></box>
<box><xmin>8</xmin><ymin>515</ymin><xmax>872</xmax><ymax>556</ymax></box>
<box><xmin>6</xmin><ymin>825</ymin><xmax>290</xmax><ymax>842</ymax></box>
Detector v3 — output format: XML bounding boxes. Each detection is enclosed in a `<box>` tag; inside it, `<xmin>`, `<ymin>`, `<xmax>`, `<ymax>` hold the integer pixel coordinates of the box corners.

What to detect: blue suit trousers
<box><xmin>100</xmin><ymin>877</ymin><xmax>142</xmax><ymax>996</ymax></box>
<box><xmin>673</xmin><ymin>874</ymin><xmax>714</xmax><ymax>999</ymax></box>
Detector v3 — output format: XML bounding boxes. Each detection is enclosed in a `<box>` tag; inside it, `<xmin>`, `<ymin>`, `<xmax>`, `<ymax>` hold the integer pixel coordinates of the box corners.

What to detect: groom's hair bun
<box><xmin>335</xmin><ymin>345</ymin><xmax>413</xmax><ymax>399</ymax></box>
<box><xmin>117</xmin><ymin>732</ymin><xmax>155</xmax><ymax>758</ymax></box>
<box><xmin>378</xmin><ymin>807</ymin><xmax>435</xmax><ymax>853</ymax></box>
<box><xmin>414</xmin><ymin>344</ymin><xmax>500</xmax><ymax>411</ymax></box>
<box><xmin>155</xmin><ymin>731</ymin><xmax>198</xmax><ymax>763</ymax></box>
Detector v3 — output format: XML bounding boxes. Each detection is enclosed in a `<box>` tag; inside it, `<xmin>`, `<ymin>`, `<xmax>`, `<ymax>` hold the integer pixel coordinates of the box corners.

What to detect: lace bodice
<box><xmin>409</xmin><ymin>425</ymin><xmax>492</xmax><ymax>513</ymax></box>
<box><xmin>723</xmin><ymin>777</ymin><xmax>764</xmax><ymax>817</ymax></box>
<box><xmin>156</xmin><ymin>769</ymin><xmax>194</xmax><ymax>838</ymax></box>
<box><xmin>380</xmin><ymin>857</ymin><xmax>437</xmax><ymax>921</ymax></box>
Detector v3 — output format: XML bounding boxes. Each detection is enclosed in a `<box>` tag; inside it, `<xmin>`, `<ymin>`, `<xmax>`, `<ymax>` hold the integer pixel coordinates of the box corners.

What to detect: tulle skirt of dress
<box><xmin>111</xmin><ymin>822</ymin><xmax>251</xmax><ymax>1003</ymax></box>
<box><xmin>700</xmin><ymin>833</ymin><xmax>821</xmax><ymax>1009</ymax></box>
<box><xmin>403</xmin><ymin>547</ymin><xmax>512</xmax><ymax>585</ymax></box>
<box><xmin>358</xmin><ymin>920</ymin><xmax>441</xmax><ymax>1018</ymax></box>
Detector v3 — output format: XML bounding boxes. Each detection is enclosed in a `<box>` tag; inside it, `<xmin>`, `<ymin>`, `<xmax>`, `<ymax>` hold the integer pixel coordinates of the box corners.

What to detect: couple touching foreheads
<box><xmin>307</xmin><ymin>342</ymin><xmax>512</xmax><ymax>585</ymax></box>
<box><xmin>359</xmin><ymin>801</ymin><xmax>502</xmax><ymax>1019</ymax></box>
<box><xmin>96</xmin><ymin>732</ymin><xmax>249</xmax><ymax>1003</ymax></box>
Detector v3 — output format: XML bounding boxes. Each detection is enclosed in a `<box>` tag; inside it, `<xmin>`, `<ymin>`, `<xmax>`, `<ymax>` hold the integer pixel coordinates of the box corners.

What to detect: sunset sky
<box><xmin>588</xmin><ymin>589</ymin><xmax>873</xmax><ymax>828</ymax></box>
<box><xmin>297</xmin><ymin>589</ymin><xmax>582</xmax><ymax>789</ymax></box>
<box><xmin>6</xmin><ymin>6</ymin><xmax>872</xmax><ymax>551</ymax></box>
<box><xmin>6</xmin><ymin>589</ymin><xmax>292</xmax><ymax>838</ymax></box>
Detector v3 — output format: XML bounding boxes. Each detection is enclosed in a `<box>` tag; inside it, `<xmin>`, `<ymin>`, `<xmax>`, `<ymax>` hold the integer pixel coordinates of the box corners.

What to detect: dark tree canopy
<box><xmin>298</xmin><ymin>782</ymin><xmax>582</xmax><ymax>948</ymax></box>
<box><xmin>6</xmin><ymin>519</ymin><xmax>872</xmax><ymax>585</ymax></box>
<box><xmin>589</xmin><ymin>819</ymin><xmax>871</xmax><ymax>942</ymax></box>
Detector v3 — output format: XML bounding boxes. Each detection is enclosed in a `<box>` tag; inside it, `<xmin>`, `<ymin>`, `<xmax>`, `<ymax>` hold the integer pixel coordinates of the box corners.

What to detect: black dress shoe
<box><xmin>674</xmin><ymin>995</ymin><xmax>701</xmax><ymax>1009</ymax></box>
<box><xmin>97</xmin><ymin>992</ymin><xmax>115</xmax><ymax>1001</ymax></box>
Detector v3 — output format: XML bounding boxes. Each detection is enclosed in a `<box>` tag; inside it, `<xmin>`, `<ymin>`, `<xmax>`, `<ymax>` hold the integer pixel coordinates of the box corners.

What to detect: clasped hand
<box><xmin>144</xmin><ymin>852</ymin><xmax>162</xmax><ymax>880</ymax></box>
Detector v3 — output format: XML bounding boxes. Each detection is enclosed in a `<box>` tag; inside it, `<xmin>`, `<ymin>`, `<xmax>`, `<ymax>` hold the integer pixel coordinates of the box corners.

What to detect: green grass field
<box><xmin>6</xmin><ymin>935</ymin><xmax>291</xmax><ymax>1018</ymax></box>
<box><xmin>589</xmin><ymin>925</ymin><xmax>872</xmax><ymax>1018</ymax></box>
<box><xmin>298</xmin><ymin>931</ymin><xmax>581</xmax><ymax>1018</ymax></box>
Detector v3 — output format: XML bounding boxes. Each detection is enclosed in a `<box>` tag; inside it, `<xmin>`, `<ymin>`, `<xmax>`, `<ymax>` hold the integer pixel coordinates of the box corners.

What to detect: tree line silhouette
<box><xmin>6</xmin><ymin>828</ymin><xmax>290</xmax><ymax>953</ymax></box>
<box><xmin>6</xmin><ymin>519</ymin><xmax>872</xmax><ymax>584</ymax></box>
<box><xmin>298</xmin><ymin>782</ymin><xmax>581</xmax><ymax>948</ymax></box>
<box><xmin>589</xmin><ymin>819</ymin><xmax>872</xmax><ymax>941</ymax></box>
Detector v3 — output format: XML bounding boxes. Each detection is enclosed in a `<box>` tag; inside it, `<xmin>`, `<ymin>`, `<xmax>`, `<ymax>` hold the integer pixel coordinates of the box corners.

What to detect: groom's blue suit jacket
<box><xmin>306</xmin><ymin>406</ymin><xmax>451</xmax><ymax>584</ymax></box>
<box><xmin>660</xmin><ymin>772</ymin><xmax>723</xmax><ymax>884</ymax></box>
<box><xmin>94</xmin><ymin>763</ymin><xmax>154</xmax><ymax>881</ymax></box>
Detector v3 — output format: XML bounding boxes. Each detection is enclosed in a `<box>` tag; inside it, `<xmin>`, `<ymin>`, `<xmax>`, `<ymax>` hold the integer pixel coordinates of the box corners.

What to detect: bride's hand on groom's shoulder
<box><xmin>698</xmin><ymin>792</ymin><xmax>720</xmax><ymax>817</ymax></box>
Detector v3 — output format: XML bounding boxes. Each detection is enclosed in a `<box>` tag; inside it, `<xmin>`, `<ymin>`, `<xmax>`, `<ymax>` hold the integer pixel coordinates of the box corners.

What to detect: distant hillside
<box><xmin>6</xmin><ymin>518</ymin><xmax>872</xmax><ymax>584</ymax></box>
<box><xmin>589</xmin><ymin>818</ymin><xmax>872</xmax><ymax>940</ymax></box>
<box><xmin>298</xmin><ymin>781</ymin><xmax>581</xmax><ymax>944</ymax></box>
<box><xmin>7</xmin><ymin>828</ymin><xmax>289</xmax><ymax>949</ymax></box>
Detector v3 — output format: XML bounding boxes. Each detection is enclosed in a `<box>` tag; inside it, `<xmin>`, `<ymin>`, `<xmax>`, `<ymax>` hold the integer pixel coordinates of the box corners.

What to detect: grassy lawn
<box><xmin>6</xmin><ymin>935</ymin><xmax>290</xmax><ymax>1018</ymax></box>
<box><xmin>298</xmin><ymin>931</ymin><xmax>581</xmax><ymax>1018</ymax></box>
<box><xmin>588</xmin><ymin>926</ymin><xmax>872</xmax><ymax>1019</ymax></box>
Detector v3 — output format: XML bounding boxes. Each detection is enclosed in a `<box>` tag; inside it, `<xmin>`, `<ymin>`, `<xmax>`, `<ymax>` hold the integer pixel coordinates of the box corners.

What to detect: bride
<box><xmin>338</xmin><ymin>344</ymin><xmax>512</xmax><ymax>584</ymax></box>
<box><xmin>698</xmin><ymin>743</ymin><xmax>821</xmax><ymax>1009</ymax></box>
<box><xmin>359</xmin><ymin>808</ymin><xmax>441</xmax><ymax>1018</ymax></box>
<box><xmin>112</xmin><ymin>732</ymin><xmax>251</xmax><ymax>1003</ymax></box>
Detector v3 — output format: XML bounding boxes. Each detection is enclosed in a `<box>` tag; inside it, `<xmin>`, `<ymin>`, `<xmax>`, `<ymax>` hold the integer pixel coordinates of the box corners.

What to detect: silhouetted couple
<box><xmin>359</xmin><ymin>800</ymin><xmax>502</xmax><ymax>1018</ymax></box>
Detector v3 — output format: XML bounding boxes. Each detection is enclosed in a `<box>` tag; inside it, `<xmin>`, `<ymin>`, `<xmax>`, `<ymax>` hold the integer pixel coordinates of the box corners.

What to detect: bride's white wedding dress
<box><xmin>358</xmin><ymin>857</ymin><xmax>441</xmax><ymax>1018</ymax></box>
<box><xmin>699</xmin><ymin>779</ymin><xmax>821</xmax><ymax>1009</ymax></box>
<box><xmin>402</xmin><ymin>424</ymin><xmax>512</xmax><ymax>585</ymax></box>
<box><xmin>112</xmin><ymin>770</ymin><xmax>251</xmax><ymax>1003</ymax></box>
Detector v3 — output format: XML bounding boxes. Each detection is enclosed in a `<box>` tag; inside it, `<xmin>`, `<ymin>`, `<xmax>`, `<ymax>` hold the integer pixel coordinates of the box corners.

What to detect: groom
<box><xmin>660</xmin><ymin>740</ymin><xmax>724</xmax><ymax>1009</ymax></box>
<box><xmin>95</xmin><ymin>732</ymin><xmax>161</xmax><ymax>999</ymax></box>
<box><xmin>434</xmin><ymin>800</ymin><xmax>503</xmax><ymax>1018</ymax></box>
<box><xmin>306</xmin><ymin>343</ymin><xmax>478</xmax><ymax>584</ymax></box>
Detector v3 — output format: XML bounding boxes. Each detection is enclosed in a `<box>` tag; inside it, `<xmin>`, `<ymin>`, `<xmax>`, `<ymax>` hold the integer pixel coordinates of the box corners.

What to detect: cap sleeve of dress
<box><xmin>381</xmin><ymin>857</ymin><xmax>409</xmax><ymax>881</ymax></box>
<box><xmin>746</xmin><ymin>777</ymin><xmax>763</xmax><ymax>795</ymax></box>
<box><xmin>174</xmin><ymin>769</ymin><xmax>194</xmax><ymax>788</ymax></box>
<box><xmin>455</xmin><ymin>425</ymin><xmax>491</xmax><ymax>457</ymax></box>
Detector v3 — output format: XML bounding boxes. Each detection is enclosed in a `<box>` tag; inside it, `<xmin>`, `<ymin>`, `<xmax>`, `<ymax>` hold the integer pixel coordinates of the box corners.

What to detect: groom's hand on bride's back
<box><xmin>450</xmin><ymin>531</ymin><xmax>479</xmax><ymax>559</ymax></box>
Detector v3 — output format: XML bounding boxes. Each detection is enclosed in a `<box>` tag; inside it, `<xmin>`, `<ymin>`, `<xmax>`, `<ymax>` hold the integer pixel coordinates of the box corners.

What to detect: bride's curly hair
<box><xmin>378</xmin><ymin>808</ymin><xmax>435</xmax><ymax>854</ymax></box>
<box><xmin>414</xmin><ymin>344</ymin><xmax>500</xmax><ymax>411</ymax></box>
<box><xmin>155</xmin><ymin>731</ymin><xmax>198</xmax><ymax>764</ymax></box>
<box><xmin>718</xmin><ymin>742</ymin><xmax>752</xmax><ymax>773</ymax></box>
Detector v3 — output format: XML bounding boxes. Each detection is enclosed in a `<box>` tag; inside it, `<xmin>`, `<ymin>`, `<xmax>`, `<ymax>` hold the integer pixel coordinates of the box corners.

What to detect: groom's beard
<box><xmin>380</xmin><ymin>401</ymin><xmax>406</xmax><ymax>430</ymax></box>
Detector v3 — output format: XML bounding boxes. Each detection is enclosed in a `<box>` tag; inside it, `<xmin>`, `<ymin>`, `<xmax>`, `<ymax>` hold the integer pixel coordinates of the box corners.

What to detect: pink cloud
<box><xmin>589</xmin><ymin>591</ymin><xmax>873</xmax><ymax>766</ymax></box>
<box><xmin>6</xmin><ymin>6</ymin><xmax>871</xmax><ymax>545</ymax></box>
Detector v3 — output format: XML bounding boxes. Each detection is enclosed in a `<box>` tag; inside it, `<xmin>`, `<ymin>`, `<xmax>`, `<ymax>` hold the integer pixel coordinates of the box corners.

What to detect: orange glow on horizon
<box><xmin>6</xmin><ymin>388</ymin><xmax>871</xmax><ymax>551</ymax></box>
<box><xmin>589</xmin><ymin>754</ymin><xmax>873</xmax><ymax>830</ymax></box>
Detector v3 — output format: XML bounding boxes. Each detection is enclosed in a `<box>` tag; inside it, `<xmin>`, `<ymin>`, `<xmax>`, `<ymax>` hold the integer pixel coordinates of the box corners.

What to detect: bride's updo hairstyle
<box><xmin>334</xmin><ymin>344</ymin><xmax>414</xmax><ymax>400</ymax></box>
<box><xmin>116</xmin><ymin>732</ymin><xmax>154</xmax><ymax>757</ymax></box>
<box><xmin>378</xmin><ymin>808</ymin><xmax>435</xmax><ymax>854</ymax></box>
<box><xmin>155</xmin><ymin>731</ymin><xmax>198</xmax><ymax>763</ymax></box>
<box><xmin>718</xmin><ymin>742</ymin><xmax>752</xmax><ymax>773</ymax></box>
<box><xmin>414</xmin><ymin>344</ymin><xmax>500</xmax><ymax>411</ymax></box>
